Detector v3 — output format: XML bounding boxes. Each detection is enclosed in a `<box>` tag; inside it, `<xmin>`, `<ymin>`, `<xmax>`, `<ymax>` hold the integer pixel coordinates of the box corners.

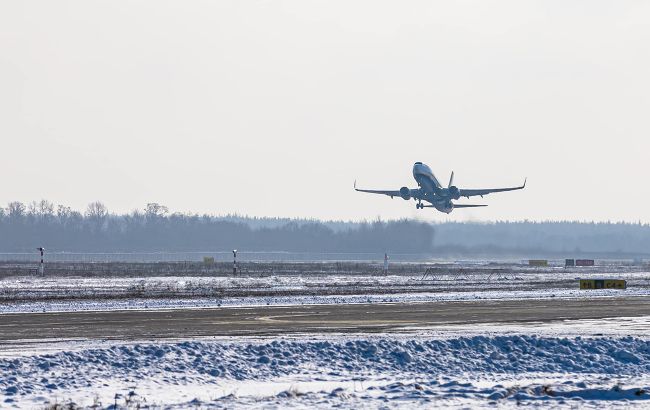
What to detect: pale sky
<box><xmin>1</xmin><ymin>1</ymin><xmax>649</xmax><ymax>222</ymax></box>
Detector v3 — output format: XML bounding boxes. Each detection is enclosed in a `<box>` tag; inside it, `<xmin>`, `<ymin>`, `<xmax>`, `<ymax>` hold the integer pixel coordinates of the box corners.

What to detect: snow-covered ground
<box><xmin>1</xmin><ymin>267</ymin><xmax>649</xmax><ymax>314</ymax></box>
<box><xmin>2</xmin><ymin>322</ymin><xmax>650</xmax><ymax>408</ymax></box>
<box><xmin>2</xmin><ymin>266</ymin><xmax>650</xmax><ymax>408</ymax></box>
<box><xmin>2</xmin><ymin>287</ymin><xmax>650</xmax><ymax>315</ymax></box>
<box><xmin>1</xmin><ymin>263</ymin><xmax>649</xmax><ymax>303</ymax></box>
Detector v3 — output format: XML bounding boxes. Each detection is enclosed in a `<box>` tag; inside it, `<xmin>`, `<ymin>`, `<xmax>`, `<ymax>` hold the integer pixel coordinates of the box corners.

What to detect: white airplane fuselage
<box><xmin>410</xmin><ymin>162</ymin><xmax>457</xmax><ymax>213</ymax></box>
<box><xmin>412</xmin><ymin>162</ymin><xmax>442</xmax><ymax>193</ymax></box>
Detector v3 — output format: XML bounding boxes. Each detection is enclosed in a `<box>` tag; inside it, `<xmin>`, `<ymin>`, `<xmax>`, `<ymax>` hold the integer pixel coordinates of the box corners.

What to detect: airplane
<box><xmin>355</xmin><ymin>162</ymin><xmax>526</xmax><ymax>214</ymax></box>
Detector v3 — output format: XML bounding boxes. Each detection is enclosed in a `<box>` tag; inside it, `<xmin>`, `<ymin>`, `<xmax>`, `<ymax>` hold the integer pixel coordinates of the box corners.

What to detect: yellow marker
<box><xmin>579</xmin><ymin>279</ymin><xmax>626</xmax><ymax>289</ymax></box>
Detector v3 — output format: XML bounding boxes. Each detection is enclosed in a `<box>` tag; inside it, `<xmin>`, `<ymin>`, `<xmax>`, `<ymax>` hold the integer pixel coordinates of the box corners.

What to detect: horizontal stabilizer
<box><xmin>453</xmin><ymin>204</ymin><xmax>487</xmax><ymax>208</ymax></box>
<box><xmin>421</xmin><ymin>204</ymin><xmax>487</xmax><ymax>209</ymax></box>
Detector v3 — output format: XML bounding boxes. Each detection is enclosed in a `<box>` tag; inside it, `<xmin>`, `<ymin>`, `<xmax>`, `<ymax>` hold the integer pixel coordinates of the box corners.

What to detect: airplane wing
<box><xmin>459</xmin><ymin>178</ymin><xmax>526</xmax><ymax>198</ymax></box>
<box><xmin>354</xmin><ymin>181</ymin><xmax>401</xmax><ymax>198</ymax></box>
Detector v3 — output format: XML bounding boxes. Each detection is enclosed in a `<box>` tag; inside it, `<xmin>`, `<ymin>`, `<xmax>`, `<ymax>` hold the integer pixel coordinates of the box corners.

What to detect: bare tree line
<box><xmin>1</xmin><ymin>200</ymin><xmax>649</xmax><ymax>256</ymax></box>
<box><xmin>0</xmin><ymin>201</ymin><xmax>434</xmax><ymax>253</ymax></box>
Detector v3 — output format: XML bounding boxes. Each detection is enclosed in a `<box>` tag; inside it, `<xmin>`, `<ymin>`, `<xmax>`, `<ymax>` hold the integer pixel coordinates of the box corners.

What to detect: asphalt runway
<box><xmin>2</xmin><ymin>297</ymin><xmax>650</xmax><ymax>343</ymax></box>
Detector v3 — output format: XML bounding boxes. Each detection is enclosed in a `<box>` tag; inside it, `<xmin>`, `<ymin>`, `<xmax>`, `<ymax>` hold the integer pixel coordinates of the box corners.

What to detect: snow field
<box><xmin>2</xmin><ymin>267</ymin><xmax>649</xmax><ymax>305</ymax></box>
<box><xmin>2</xmin><ymin>334</ymin><xmax>650</xmax><ymax>408</ymax></box>
<box><xmin>2</xmin><ymin>287</ymin><xmax>650</xmax><ymax>315</ymax></box>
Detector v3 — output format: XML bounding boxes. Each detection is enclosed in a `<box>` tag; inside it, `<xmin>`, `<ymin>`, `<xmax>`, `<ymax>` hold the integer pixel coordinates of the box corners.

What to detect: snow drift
<box><xmin>2</xmin><ymin>335</ymin><xmax>650</xmax><ymax>407</ymax></box>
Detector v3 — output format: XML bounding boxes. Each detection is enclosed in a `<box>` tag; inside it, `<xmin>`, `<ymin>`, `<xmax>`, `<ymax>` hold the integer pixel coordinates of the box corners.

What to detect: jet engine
<box><xmin>399</xmin><ymin>187</ymin><xmax>411</xmax><ymax>200</ymax></box>
<box><xmin>448</xmin><ymin>186</ymin><xmax>461</xmax><ymax>200</ymax></box>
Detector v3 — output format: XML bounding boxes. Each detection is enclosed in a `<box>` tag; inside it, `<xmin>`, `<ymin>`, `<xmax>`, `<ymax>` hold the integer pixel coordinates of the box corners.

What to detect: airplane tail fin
<box><xmin>448</xmin><ymin>171</ymin><xmax>454</xmax><ymax>188</ymax></box>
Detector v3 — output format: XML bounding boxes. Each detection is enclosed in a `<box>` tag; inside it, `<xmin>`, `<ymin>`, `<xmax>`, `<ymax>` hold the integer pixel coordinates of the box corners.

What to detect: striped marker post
<box><xmin>37</xmin><ymin>247</ymin><xmax>45</xmax><ymax>275</ymax></box>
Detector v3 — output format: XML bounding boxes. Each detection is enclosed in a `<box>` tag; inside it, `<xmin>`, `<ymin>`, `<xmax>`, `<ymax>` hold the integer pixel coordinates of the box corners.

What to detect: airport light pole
<box><xmin>233</xmin><ymin>249</ymin><xmax>237</xmax><ymax>275</ymax></box>
<box><xmin>37</xmin><ymin>247</ymin><xmax>45</xmax><ymax>275</ymax></box>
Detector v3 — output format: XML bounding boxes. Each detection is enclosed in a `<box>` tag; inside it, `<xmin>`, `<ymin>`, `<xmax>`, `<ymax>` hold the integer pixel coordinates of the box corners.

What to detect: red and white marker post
<box><xmin>36</xmin><ymin>247</ymin><xmax>45</xmax><ymax>275</ymax></box>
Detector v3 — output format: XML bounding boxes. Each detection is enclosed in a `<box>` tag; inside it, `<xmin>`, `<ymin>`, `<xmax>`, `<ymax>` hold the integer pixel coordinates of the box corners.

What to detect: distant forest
<box><xmin>0</xmin><ymin>201</ymin><xmax>433</xmax><ymax>253</ymax></box>
<box><xmin>1</xmin><ymin>200</ymin><xmax>649</xmax><ymax>258</ymax></box>
<box><xmin>431</xmin><ymin>221</ymin><xmax>650</xmax><ymax>258</ymax></box>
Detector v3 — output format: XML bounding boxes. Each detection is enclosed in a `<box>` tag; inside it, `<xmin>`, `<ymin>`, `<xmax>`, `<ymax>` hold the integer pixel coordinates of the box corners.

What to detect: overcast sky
<box><xmin>1</xmin><ymin>1</ymin><xmax>649</xmax><ymax>222</ymax></box>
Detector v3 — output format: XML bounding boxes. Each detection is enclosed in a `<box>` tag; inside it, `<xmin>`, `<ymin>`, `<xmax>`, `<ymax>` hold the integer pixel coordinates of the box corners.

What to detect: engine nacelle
<box><xmin>448</xmin><ymin>186</ymin><xmax>461</xmax><ymax>200</ymax></box>
<box><xmin>399</xmin><ymin>186</ymin><xmax>411</xmax><ymax>200</ymax></box>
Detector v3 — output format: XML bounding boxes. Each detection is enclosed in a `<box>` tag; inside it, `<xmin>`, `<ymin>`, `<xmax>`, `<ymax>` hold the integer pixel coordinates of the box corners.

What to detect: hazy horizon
<box><xmin>2</xmin><ymin>198</ymin><xmax>650</xmax><ymax>226</ymax></box>
<box><xmin>3</xmin><ymin>205</ymin><xmax>650</xmax><ymax>257</ymax></box>
<box><xmin>2</xmin><ymin>1</ymin><xmax>649</xmax><ymax>222</ymax></box>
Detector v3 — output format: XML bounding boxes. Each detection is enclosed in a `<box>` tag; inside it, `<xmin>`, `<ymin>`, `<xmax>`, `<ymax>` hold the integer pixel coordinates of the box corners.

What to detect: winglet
<box><xmin>522</xmin><ymin>177</ymin><xmax>527</xmax><ymax>188</ymax></box>
<box><xmin>354</xmin><ymin>179</ymin><xmax>357</xmax><ymax>190</ymax></box>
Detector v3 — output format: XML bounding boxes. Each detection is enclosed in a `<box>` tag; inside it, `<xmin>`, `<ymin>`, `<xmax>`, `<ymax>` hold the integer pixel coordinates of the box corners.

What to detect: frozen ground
<box><xmin>1</xmin><ymin>267</ymin><xmax>650</xmax><ymax>314</ymax></box>
<box><xmin>2</xmin><ymin>263</ymin><xmax>649</xmax><ymax>408</ymax></box>
<box><xmin>2</xmin><ymin>322</ymin><xmax>650</xmax><ymax>408</ymax></box>
<box><xmin>2</xmin><ymin>287</ymin><xmax>650</xmax><ymax>315</ymax></box>
<box><xmin>1</xmin><ymin>263</ymin><xmax>649</xmax><ymax>312</ymax></box>
<box><xmin>1</xmin><ymin>262</ymin><xmax>649</xmax><ymax>303</ymax></box>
